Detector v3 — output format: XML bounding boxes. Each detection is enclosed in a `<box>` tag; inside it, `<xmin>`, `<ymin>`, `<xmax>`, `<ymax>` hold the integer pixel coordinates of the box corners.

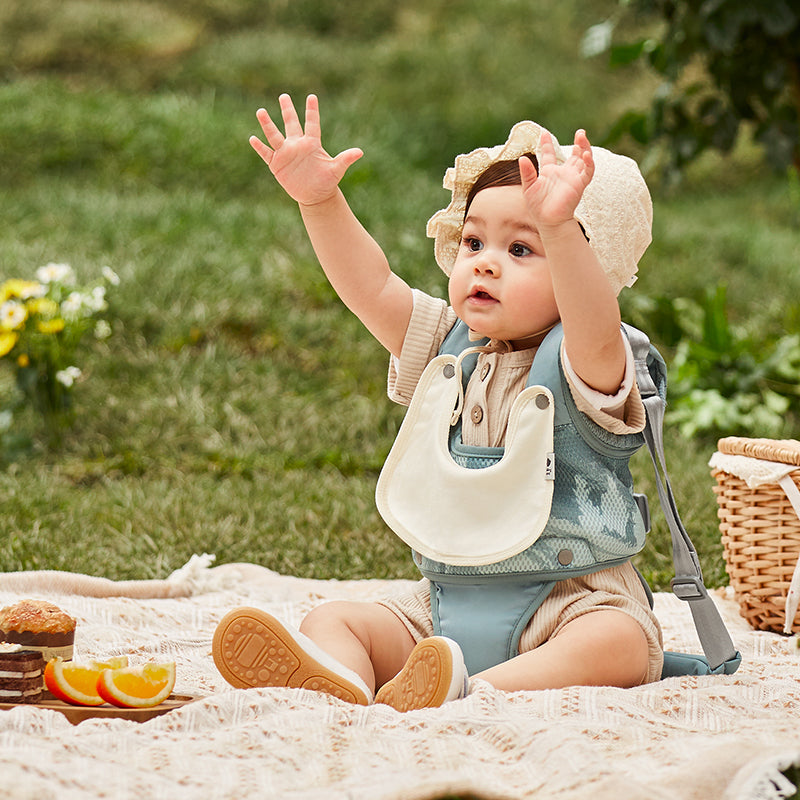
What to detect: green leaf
<box><xmin>757</xmin><ymin>1</ymin><xmax>798</xmax><ymax>37</ymax></box>
<box><xmin>704</xmin><ymin>6</ymin><xmax>759</xmax><ymax>54</ymax></box>
<box><xmin>609</xmin><ymin>39</ymin><xmax>650</xmax><ymax>67</ymax></box>
<box><xmin>600</xmin><ymin>110</ymin><xmax>653</xmax><ymax>146</ymax></box>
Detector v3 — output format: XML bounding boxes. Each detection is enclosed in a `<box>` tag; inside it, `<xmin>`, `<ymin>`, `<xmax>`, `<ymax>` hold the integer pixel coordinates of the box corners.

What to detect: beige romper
<box><xmin>377</xmin><ymin>290</ymin><xmax>664</xmax><ymax>683</ymax></box>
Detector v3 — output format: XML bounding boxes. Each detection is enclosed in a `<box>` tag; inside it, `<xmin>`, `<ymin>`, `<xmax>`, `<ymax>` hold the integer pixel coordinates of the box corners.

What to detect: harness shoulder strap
<box><xmin>623</xmin><ymin>324</ymin><xmax>741</xmax><ymax>673</ymax></box>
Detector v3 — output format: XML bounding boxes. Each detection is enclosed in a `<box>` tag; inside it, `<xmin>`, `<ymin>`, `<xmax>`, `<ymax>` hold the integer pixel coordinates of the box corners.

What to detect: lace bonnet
<box><xmin>426</xmin><ymin>120</ymin><xmax>653</xmax><ymax>295</ymax></box>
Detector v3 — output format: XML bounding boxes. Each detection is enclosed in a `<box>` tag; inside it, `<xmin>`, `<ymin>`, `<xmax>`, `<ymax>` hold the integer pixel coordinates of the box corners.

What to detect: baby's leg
<box><xmin>212</xmin><ymin>601</ymin><xmax>415</xmax><ymax>703</ymax></box>
<box><xmin>477</xmin><ymin>609</ymin><xmax>650</xmax><ymax>691</ymax></box>
<box><xmin>300</xmin><ymin>601</ymin><xmax>417</xmax><ymax>693</ymax></box>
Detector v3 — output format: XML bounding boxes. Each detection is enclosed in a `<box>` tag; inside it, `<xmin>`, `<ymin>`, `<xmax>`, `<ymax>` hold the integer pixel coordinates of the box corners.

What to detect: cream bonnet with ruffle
<box><xmin>426</xmin><ymin>120</ymin><xmax>653</xmax><ymax>295</ymax></box>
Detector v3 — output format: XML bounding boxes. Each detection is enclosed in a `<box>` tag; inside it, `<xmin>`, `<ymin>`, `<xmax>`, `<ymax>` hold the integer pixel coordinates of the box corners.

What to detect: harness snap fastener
<box><xmin>470</xmin><ymin>404</ymin><xmax>484</xmax><ymax>424</ymax></box>
<box><xmin>535</xmin><ymin>393</ymin><xmax>550</xmax><ymax>409</ymax></box>
<box><xmin>443</xmin><ymin>363</ymin><xmax>455</xmax><ymax>379</ymax></box>
<box><xmin>557</xmin><ymin>549</ymin><xmax>573</xmax><ymax>566</ymax></box>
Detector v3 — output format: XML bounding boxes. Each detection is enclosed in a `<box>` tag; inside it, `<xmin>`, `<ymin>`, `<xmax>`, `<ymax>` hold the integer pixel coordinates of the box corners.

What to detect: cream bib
<box><xmin>375</xmin><ymin>351</ymin><xmax>555</xmax><ymax>566</ymax></box>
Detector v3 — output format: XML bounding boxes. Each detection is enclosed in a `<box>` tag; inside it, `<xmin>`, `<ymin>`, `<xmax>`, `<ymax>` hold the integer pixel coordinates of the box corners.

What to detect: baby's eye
<box><xmin>463</xmin><ymin>236</ymin><xmax>483</xmax><ymax>252</ymax></box>
<box><xmin>510</xmin><ymin>242</ymin><xmax>533</xmax><ymax>257</ymax></box>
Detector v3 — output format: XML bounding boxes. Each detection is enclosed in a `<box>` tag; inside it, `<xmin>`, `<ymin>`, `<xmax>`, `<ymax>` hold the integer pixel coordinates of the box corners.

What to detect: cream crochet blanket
<box><xmin>0</xmin><ymin>557</ymin><xmax>798</xmax><ymax>800</ymax></box>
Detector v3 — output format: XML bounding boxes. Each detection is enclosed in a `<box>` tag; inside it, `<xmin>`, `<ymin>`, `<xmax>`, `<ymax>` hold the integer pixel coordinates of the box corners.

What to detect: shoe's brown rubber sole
<box><xmin>374</xmin><ymin>637</ymin><xmax>457</xmax><ymax>712</ymax></box>
<box><xmin>212</xmin><ymin>607</ymin><xmax>369</xmax><ymax>705</ymax></box>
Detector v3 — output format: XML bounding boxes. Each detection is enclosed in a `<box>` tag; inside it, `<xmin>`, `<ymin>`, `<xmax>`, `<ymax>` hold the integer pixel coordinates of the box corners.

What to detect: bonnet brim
<box><xmin>425</xmin><ymin>120</ymin><xmax>653</xmax><ymax>295</ymax></box>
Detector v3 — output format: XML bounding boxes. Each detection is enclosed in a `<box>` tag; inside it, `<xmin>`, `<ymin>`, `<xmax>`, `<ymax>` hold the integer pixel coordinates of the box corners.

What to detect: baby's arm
<box><xmin>519</xmin><ymin>132</ymin><xmax>626</xmax><ymax>395</ymax></box>
<box><xmin>251</xmin><ymin>94</ymin><xmax>413</xmax><ymax>357</ymax></box>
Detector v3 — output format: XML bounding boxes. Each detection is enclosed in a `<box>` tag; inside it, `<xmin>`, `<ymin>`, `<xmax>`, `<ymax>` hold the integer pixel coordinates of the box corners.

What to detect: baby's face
<box><xmin>448</xmin><ymin>185</ymin><xmax>559</xmax><ymax>348</ymax></box>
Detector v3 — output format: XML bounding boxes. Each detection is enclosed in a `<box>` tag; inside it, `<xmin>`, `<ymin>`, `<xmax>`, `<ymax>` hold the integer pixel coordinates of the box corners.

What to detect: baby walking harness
<box><xmin>376</xmin><ymin>320</ymin><xmax>741</xmax><ymax>678</ymax></box>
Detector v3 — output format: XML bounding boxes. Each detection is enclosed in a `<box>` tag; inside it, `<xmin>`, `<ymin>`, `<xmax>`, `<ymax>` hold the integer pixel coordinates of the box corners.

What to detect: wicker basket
<box><xmin>712</xmin><ymin>437</ymin><xmax>800</xmax><ymax>634</ymax></box>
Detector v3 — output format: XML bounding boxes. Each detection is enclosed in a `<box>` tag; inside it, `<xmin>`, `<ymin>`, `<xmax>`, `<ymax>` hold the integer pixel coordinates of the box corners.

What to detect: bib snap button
<box><xmin>557</xmin><ymin>549</ymin><xmax>573</xmax><ymax>566</ymax></box>
<box><xmin>443</xmin><ymin>363</ymin><xmax>455</xmax><ymax>379</ymax></box>
<box><xmin>535</xmin><ymin>393</ymin><xmax>550</xmax><ymax>409</ymax></box>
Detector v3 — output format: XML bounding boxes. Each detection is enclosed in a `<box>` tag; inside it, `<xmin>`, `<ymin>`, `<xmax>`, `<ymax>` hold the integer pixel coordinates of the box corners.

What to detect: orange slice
<box><xmin>96</xmin><ymin>662</ymin><xmax>176</xmax><ymax>708</ymax></box>
<box><xmin>44</xmin><ymin>656</ymin><xmax>130</xmax><ymax>706</ymax></box>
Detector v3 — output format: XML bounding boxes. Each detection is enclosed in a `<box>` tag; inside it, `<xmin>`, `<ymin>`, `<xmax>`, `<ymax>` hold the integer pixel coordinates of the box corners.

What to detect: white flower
<box><xmin>55</xmin><ymin>366</ymin><xmax>82</xmax><ymax>387</ymax></box>
<box><xmin>102</xmin><ymin>266</ymin><xmax>121</xmax><ymax>286</ymax></box>
<box><xmin>0</xmin><ymin>300</ymin><xmax>26</xmax><ymax>330</ymax></box>
<box><xmin>94</xmin><ymin>319</ymin><xmax>112</xmax><ymax>339</ymax></box>
<box><xmin>19</xmin><ymin>282</ymin><xmax>46</xmax><ymax>300</ymax></box>
<box><xmin>35</xmin><ymin>262</ymin><xmax>75</xmax><ymax>285</ymax></box>
<box><xmin>61</xmin><ymin>292</ymin><xmax>85</xmax><ymax>317</ymax></box>
<box><xmin>88</xmin><ymin>285</ymin><xmax>107</xmax><ymax>312</ymax></box>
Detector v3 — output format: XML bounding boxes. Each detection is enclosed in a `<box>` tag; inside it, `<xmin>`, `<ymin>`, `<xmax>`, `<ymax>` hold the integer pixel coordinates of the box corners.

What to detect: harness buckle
<box><xmin>670</xmin><ymin>575</ymin><xmax>707</xmax><ymax>601</ymax></box>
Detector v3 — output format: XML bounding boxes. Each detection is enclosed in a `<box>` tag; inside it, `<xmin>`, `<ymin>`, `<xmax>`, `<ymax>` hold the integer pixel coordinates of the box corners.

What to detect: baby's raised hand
<box><xmin>519</xmin><ymin>130</ymin><xmax>595</xmax><ymax>232</ymax></box>
<box><xmin>250</xmin><ymin>94</ymin><xmax>363</xmax><ymax>207</ymax></box>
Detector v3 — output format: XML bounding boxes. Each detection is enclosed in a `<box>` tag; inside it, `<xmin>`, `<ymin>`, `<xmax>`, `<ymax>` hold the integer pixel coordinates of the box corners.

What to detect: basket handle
<box><xmin>778</xmin><ymin>474</ymin><xmax>800</xmax><ymax>634</ymax></box>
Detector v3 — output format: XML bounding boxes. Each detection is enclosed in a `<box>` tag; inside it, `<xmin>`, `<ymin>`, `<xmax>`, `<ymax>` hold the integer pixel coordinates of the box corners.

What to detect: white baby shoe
<box><xmin>374</xmin><ymin>636</ymin><xmax>469</xmax><ymax>712</ymax></box>
<box><xmin>212</xmin><ymin>607</ymin><xmax>372</xmax><ymax>705</ymax></box>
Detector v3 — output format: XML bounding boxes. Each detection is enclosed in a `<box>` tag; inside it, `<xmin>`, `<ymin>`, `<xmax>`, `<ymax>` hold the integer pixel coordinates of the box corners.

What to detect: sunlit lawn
<box><xmin>1</xmin><ymin>0</ymin><xmax>798</xmax><ymax>589</ymax></box>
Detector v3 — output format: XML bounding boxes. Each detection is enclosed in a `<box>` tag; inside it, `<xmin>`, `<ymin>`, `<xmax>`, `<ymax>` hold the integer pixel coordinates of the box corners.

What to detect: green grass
<box><xmin>1</xmin><ymin>0</ymin><xmax>798</xmax><ymax>588</ymax></box>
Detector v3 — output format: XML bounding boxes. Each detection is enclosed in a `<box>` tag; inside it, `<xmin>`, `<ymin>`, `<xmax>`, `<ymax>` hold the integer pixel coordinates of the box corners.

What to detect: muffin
<box><xmin>0</xmin><ymin>599</ymin><xmax>76</xmax><ymax>661</ymax></box>
<box><xmin>0</xmin><ymin>644</ymin><xmax>45</xmax><ymax>704</ymax></box>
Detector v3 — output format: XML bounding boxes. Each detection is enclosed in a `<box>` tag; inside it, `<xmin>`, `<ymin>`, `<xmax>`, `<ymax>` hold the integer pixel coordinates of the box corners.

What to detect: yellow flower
<box><xmin>1</xmin><ymin>280</ymin><xmax>23</xmax><ymax>301</ymax></box>
<box><xmin>0</xmin><ymin>331</ymin><xmax>17</xmax><ymax>357</ymax></box>
<box><xmin>17</xmin><ymin>353</ymin><xmax>29</xmax><ymax>367</ymax></box>
<box><xmin>26</xmin><ymin>297</ymin><xmax>59</xmax><ymax>317</ymax></box>
<box><xmin>37</xmin><ymin>318</ymin><xmax>65</xmax><ymax>334</ymax></box>
<box><xmin>1</xmin><ymin>279</ymin><xmax>43</xmax><ymax>301</ymax></box>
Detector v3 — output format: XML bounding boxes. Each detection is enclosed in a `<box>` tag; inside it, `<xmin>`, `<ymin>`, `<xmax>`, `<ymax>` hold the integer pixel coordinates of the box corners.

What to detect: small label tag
<box><xmin>545</xmin><ymin>452</ymin><xmax>555</xmax><ymax>481</ymax></box>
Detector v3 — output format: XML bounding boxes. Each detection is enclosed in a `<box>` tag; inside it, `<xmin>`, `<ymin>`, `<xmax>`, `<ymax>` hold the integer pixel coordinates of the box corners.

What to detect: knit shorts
<box><xmin>377</xmin><ymin>561</ymin><xmax>664</xmax><ymax>684</ymax></box>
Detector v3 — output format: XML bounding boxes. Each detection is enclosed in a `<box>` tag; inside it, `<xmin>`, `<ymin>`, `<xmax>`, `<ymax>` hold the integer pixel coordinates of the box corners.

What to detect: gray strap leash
<box><xmin>624</xmin><ymin>324</ymin><xmax>739</xmax><ymax>670</ymax></box>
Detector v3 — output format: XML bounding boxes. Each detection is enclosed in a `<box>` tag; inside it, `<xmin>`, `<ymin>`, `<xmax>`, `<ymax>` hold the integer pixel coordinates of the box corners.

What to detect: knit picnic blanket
<box><xmin>0</xmin><ymin>556</ymin><xmax>798</xmax><ymax>800</ymax></box>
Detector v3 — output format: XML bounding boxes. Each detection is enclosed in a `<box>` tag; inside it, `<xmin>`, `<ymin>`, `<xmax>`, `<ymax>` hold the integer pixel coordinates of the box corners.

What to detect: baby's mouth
<box><xmin>469</xmin><ymin>287</ymin><xmax>497</xmax><ymax>302</ymax></box>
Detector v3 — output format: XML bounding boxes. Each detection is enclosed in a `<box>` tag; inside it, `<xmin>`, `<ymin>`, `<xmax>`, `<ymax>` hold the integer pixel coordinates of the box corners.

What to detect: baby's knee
<box><xmin>300</xmin><ymin>601</ymin><xmax>355</xmax><ymax>636</ymax></box>
<box><xmin>561</xmin><ymin>609</ymin><xmax>650</xmax><ymax>687</ymax></box>
<box><xmin>603</xmin><ymin>612</ymin><xmax>650</xmax><ymax>686</ymax></box>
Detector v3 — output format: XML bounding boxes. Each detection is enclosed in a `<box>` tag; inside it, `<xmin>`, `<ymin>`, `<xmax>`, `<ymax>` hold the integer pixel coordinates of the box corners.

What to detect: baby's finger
<box><xmin>280</xmin><ymin>93</ymin><xmax>303</xmax><ymax>138</ymax></box>
<box><xmin>332</xmin><ymin>147</ymin><xmax>364</xmax><ymax>179</ymax></box>
<box><xmin>256</xmin><ymin>107</ymin><xmax>285</xmax><ymax>149</ymax></box>
<box><xmin>572</xmin><ymin>129</ymin><xmax>595</xmax><ymax>177</ymax></box>
<box><xmin>249</xmin><ymin>135</ymin><xmax>274</xmax><ymax>165</ymax></box>
<box><xmin>537</xmin><ymin>131</ymin><xmax>558</xmax><ymax>165</ymax></box>
<box><xmin>304</xmin><ymin>94</ymin><xmax>321</xmax><ymax>141</ymax></box>
<box><xmin>518</xmin><ymin>155</ymin><xmax>538</xmax><ymax>189</ymax></box>
<box><xmin>572</xmin><ymin>129</ymin><xmax>592</xmax><ymax>160</ymax></box>
<box><xmin>574</xmin><ymin>128</ymin><xmax>590</xmax><ymax>147</ymax></box>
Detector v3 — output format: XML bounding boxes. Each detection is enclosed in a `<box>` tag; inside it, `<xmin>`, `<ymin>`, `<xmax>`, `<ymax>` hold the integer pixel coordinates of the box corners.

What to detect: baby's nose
<box><xmin>474</xmin><ymin>255</ymin><xmax>499</xmax><ymax>275</ymax></box>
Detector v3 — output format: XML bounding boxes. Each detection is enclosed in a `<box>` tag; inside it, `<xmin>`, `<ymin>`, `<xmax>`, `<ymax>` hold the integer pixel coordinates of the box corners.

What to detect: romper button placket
<box><xmin>470</xmin><ymin>405</ymin><xmax>484</xmax><ymax>424</ymax></box>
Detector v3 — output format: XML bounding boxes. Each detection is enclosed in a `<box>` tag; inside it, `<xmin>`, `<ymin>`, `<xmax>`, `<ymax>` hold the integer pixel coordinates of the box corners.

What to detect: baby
<box><xmin>213</xmin><ymin>94</ymin><xmax>662</xmax><ymax>711</ymax></box>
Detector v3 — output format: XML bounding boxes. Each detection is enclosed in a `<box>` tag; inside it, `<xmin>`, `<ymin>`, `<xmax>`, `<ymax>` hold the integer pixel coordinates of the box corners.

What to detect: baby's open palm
<box><xmin>520</xmin><ymin>130</ymin><xmax>595</xmax><ymax>229</ymax></box>
<box><xmin>250</xmin><ymin>94</ymin><xmax>363</xmax><ymax>207</ymax></box>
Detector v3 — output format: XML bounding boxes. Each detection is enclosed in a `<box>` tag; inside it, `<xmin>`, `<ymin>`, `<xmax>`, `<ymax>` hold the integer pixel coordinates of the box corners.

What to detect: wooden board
<box><xmin>0</xmin><ymin>694</ymin><xmax>198</xmax><ymax>725</ymax></box>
